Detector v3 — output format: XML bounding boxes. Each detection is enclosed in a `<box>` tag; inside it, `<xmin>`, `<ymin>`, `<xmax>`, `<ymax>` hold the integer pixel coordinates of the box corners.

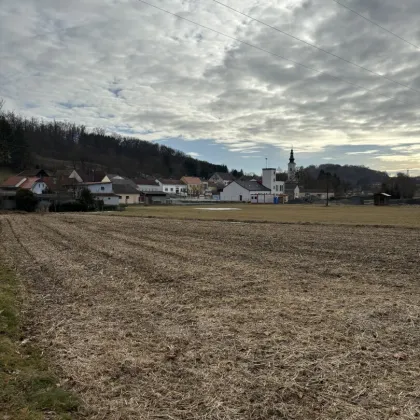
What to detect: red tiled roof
<box><xmin>19</xmin><ymin>177</ymin><xmax>43</xmax><ymax>189</ymax></box>
<box><xmin>181</xmin><ymin>176</ymin><xmax>202</xmax><ymax>185</ymax></box>
<box><xmin>1</xmin><ymin>176</ymin><xmax>25</xmax><ymax>187</ymax></box>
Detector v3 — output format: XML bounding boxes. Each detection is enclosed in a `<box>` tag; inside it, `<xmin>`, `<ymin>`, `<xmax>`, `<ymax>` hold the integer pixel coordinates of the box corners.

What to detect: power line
<box><xmin>136</xmin><ymin>0</ymin><xmax>405</xmax><ymax>104</ymax></box>
<box><xmin>332</xmin><ymin>0</ymin><xmax>420</xmax><ymax>50</ymax></box>
<box><xmin>213</xmin><ymin>0</ymin><xmax>420</xmax><ymax>95</ymax></box>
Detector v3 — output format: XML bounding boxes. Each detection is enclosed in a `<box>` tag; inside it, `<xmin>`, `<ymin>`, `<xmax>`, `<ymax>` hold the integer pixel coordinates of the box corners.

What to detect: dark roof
<box><xmin>140</xmin><ymin>191</ymin><xmax>167</xmax><ymax>196</ymax></box>
<box><xmin>285</xmin><ymin>182</ymin><xmax>299</xmax><ymax>193</ymax></box>
<box><xmin>234</xmin><ymin>180</ymin><xmax>271</xmax><ymax>192</ymax></box>
<box><xmin>18</xmin><ymin>169</ymin><xmax>50</xmax><ymax>177</ymax></box>
<box><xmin>211</xmin><ymin>172</ymin><xmax>235</xmax><ymax>181</ymax></box>
<box><xmin>112</xmin><ymin>177</ymin><xmax>137</xmax><ymax>187</ymax></box>
<box><xmin>159</xmin><ymin>179</ymin><xmax>183</xmax><ymax>185</ymax></box>
<box><xmin>112</xmin><ymin>183</ymin><xmax>140</xmax><ymax>195</ymax></box>
<box><xmin>134</xmin><ymin>178</ymin><xmax>158</xmax><ymax>186</ymax></box>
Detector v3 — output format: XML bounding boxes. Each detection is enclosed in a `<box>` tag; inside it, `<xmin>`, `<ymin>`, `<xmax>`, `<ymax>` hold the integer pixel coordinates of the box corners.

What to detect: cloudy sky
<box><xmin>1</xmin><ymin>0</ymin><xmax>420</xmax><ymax>174</ymax></box>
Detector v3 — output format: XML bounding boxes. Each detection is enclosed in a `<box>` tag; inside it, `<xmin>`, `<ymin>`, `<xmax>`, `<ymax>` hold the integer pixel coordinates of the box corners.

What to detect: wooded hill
<box><xmin>0</xmin><ymin>108</ymin><xmax>228</xmax><ymax>179</ymax></box>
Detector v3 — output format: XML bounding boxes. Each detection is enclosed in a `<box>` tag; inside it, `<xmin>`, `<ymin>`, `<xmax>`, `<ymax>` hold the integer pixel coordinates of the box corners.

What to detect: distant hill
<box><xmin>304</xmin><ymin>164</ymin><xmax>390</xmax><ymax>186</ymax></box>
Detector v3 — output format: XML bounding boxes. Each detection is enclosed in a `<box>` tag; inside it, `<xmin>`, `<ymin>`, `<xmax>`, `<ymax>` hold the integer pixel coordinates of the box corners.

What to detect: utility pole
<box><xmin>326</xmin><ymin>172</ymin><xmax>330</xmax><ymax>207</ymax></box>
<box><xmin>265</xmin><ymin>158</ymin><xmax>268</xmax><ymax>169</ymax></box>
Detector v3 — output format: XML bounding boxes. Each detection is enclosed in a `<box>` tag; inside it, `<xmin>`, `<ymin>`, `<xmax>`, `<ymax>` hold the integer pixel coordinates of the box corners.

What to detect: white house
<box><xmin>79</xmin><ymin>182</ymin><xmax>120</xmax><ymax>206</ymax></box>
<box><xmin>262</xmin><ymin>168</ymin><xmax>285</xmax><ymax>194</ymax></box>
<box><xmin>220</xmin><ymin>180</ymin><xmax>271</xmax><ymax>202</ymax></box>
<box><xmin>209</xmin><ymin>172</ymin><xmax>235</xmax><ymax>187</ymax></box>
<box><xmin>156</xmin><ymin>179</ymin><xmax>187</xmax><ymax>196</ymax></box>
<box><xmin>1</xmin><ymin>176</ymin><xmax>47</xmax><ymax>195</ymax></box>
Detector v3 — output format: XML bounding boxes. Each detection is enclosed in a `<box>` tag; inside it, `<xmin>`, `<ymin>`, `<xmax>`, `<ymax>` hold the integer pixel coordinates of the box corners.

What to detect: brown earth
<box><xmin>1</xmin><ymin>213</ymin><xmax>419</xmax><ymax>419</ymax></box>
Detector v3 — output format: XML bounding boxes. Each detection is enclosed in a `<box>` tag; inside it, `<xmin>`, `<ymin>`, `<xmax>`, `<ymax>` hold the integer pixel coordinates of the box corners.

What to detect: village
<box><xmin>3</xmin><ymin>149</ymin><xmax>391</xmax><ymax>211</ymax></box>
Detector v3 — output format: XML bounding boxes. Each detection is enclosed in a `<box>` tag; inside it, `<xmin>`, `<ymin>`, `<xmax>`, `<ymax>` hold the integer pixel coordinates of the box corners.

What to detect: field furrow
<box><xmin>0</xmin><ymin>213</ymin><xmax>419</xmax><ymax>419</ymax></box>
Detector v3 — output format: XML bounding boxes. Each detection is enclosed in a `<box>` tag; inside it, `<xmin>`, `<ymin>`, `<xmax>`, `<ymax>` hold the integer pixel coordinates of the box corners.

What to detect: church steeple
<box><xmin>289</xmin><ymin>148</ymin><xmax>295</xmax><ymax>164</ymax></box>
<box><xmin>288</xmin><ymin>148</ymin><xmax>296</xmax><ymax>181</ymax></box>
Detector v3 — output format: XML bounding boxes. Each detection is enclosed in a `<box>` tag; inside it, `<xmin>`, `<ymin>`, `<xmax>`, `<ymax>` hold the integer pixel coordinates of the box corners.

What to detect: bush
<box><xmin>15</xmin><ymin>189</ymin><xmax>38</xmax><ymax>212</ymax></box>
<box><xmin>49</xmin><ymin>202</ymin><xmax>87</xmax><ymax>212</ymax></box>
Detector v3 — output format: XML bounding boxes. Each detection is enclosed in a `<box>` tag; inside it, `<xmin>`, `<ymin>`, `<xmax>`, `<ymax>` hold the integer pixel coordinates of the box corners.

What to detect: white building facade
<box><xmin>80</xmin><ymin>182</ymin><xmax>120</xmax><ymax>206</ymax></box>
<box><xmin>262</xmin><ymin>168</ymin><xmax>285</xmax><ymax>194</ymax></box>
<box><xmin>220</xmin><ymin>180</ymin><xmax>271</xmax><ymax>202</ymax></box>
<box><xmin>156</xmin><ymin>180</ymin><xmax>187</xmax><ymax>196</ymax></box>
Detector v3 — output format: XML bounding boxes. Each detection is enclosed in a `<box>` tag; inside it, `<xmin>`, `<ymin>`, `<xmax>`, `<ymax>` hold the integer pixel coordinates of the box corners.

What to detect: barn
<box><xmin>220</xmin><ymin>180</ymin><xmax>271</xmax><ymax>202</ymax></box>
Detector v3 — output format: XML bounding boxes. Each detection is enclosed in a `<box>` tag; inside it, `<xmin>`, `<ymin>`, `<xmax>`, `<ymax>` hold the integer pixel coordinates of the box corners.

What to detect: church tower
<box><xmin>288</xmin><ymin>148</ymin><xmax>296</xmax><ymax>181</ymax></box>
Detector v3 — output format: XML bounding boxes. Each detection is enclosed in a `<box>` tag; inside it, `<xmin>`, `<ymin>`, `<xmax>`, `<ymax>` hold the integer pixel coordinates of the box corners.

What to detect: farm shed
<box><xmin>0</xmin><ymin>189</ymin><xmax>17</xmax><ymax>210</ymax></box>
<box><xmin>220</xmin><ymin>180</ymin><xmax>271</xmax><ymax>202</ymax></box>
<box><xmin>374</xmin><ymin>192</ymin><xmax>391</xmax><ymax>206</ymax></box>
<box><xmin>140</xmin><ymin>191</ymin><xmax>168</xmax><ymax>205</ymax></box>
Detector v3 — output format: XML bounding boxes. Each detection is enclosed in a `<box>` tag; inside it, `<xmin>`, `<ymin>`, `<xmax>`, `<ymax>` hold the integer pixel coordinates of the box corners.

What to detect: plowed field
<box><xmin>1</xmin><ymin>213</ymin><xmax>419</xmax><ymax>419</ymax></box>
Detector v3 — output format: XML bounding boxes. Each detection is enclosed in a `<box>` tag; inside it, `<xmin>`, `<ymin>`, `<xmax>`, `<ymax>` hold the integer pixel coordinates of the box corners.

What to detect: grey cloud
<box><xmin>1</xmin><ymin>0</ymin><xmax>420</xmax><ymax>169</ymax></box>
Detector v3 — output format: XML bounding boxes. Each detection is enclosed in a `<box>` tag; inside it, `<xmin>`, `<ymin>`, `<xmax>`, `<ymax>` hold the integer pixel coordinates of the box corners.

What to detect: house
<box><xmin>111</xmin><ymin>178</ymin><xmax>141</xmax><ymax>204</ymax></box>
<box><xmin>374</xmin><ymin>192</ymin><xmax>391</xmax><ymax>206</ymax></box>
<box><xmin>220</xmin><ymin>180</ymin><xmax>271</xmax><ymax>202</ymax></box>
<box><xmin>209</xmin><ymin>172</ymin><xmax>235</xmax><ymax>186</ymax></box>
<box><xmin>181</xmin><ymin>176</ymin><xmax>203</xmax><ymax>196</ymax></box>
<box><xmin>140</xmin><ymin>191</ymin><xmax>168</xmax><ymax>205</ymax></box>
<box><xmin>77</xmin><ymin>182</ymin><xmax>119</xmax><ymax>206</ymax></box>
<box><xmin>206</xmin><ymin>181</ymin><xmax>225</xmax><ymax>197</ymax></box>
<box><xmin>50</xmin><ymin>168</ymin><xmax>85</xmax><ymax>191</ymax></box>
<box><xmin>156</xmin><ymin>179</ymin><xmax>187</xmax><ymax>196</ymax></box>
<box><xmin>1</xmin><ymin>175</ymin><xmax>48</xmax><ymax>195</ymax></box>
<box><xmin>102</xmin><ymin>174</ymin><xmax>125</xmax><ymax>183</ymax></box>
<box><xmin>285</xmin><ymin>182</ymin><xmax>300</xmax><ymax>200</ymax></box>
<box><xmin>134</xmin><ymin>178</ymin><xmax>161</xmax><ymax>192</ymax></box>
<box><xmin>0</xmin><ymin>189</ymin><xmax>17</xmax><ymax>210</ymax></box>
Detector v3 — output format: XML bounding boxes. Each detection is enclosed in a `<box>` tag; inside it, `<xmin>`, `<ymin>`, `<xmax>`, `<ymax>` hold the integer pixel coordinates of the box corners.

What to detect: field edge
<box><xmin>0</xmin><ymin>262</ymin><xmax>81</xmax><ymax>420</ymax></box>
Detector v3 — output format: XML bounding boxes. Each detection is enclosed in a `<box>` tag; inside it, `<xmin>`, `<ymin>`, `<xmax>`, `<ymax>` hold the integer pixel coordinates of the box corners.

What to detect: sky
<box><xmin>1</xmin><ymin>0</ymin><xmax>420</xmax><ymax>175</ymax></box>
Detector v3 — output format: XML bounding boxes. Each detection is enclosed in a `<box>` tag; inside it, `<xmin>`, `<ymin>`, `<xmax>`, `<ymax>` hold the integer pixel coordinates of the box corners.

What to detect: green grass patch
<box><xmin>0</xmin><ymin>264</ymin><xmax>80</xmax><ymax>419</ymax></box>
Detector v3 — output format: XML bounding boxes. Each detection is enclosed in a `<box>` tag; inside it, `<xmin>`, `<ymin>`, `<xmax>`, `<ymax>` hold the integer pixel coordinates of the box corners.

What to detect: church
<box><xmin>220</xmin><ymin>149</ymin><xmax>300</xmax><ymax>202</ymax></box>
<box><xmin>261</xmin><ymin>149</ymin><xmax>300</xmax><ymax>200</ymax></box>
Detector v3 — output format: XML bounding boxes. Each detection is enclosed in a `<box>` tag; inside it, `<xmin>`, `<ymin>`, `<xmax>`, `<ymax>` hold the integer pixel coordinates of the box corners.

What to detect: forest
<box><xmin>0</xmin><ymin>102</ymin><xmax>228</xmax><ymax>179</ymax></box>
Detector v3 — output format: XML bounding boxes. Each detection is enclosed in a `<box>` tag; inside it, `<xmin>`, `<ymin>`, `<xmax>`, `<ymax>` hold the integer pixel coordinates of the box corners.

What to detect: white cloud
<box><xmin>187</xmin><ymin>152</ymin><xmax>200</xmax><ymax>158</ymax></box>
<box><xmin>346</xmin><ymin>150</ymin><xmax>379</xmax><ymax>155</ymax></box>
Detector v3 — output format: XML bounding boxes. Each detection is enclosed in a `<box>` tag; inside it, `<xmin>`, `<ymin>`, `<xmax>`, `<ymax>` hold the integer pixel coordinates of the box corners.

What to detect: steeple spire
<box><xmin>289</xmin><ymin>148</ymin><xmax>295</xmax><ymax>164</ymax></box>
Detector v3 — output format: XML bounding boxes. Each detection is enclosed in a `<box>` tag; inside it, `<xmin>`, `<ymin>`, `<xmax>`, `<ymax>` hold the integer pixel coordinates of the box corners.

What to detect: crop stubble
<box><xmin>0</xmin><ymin>213</ymin><xmax>419</xmax><ymax>419</ymax></box>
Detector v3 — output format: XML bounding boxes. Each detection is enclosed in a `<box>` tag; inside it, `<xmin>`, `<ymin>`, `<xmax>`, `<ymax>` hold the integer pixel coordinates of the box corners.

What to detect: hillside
<box><xmin>0</xmin><ymin>110</ymin><xmax>228</xmax><ymax>179</ymax></box>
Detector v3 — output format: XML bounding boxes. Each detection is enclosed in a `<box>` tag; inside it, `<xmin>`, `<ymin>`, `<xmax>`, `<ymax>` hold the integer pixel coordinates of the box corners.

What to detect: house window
<box><xmin>165</xmin><ymin>188</ymin><xmax>168</xmax><ymax>191</ymax></box>
<box><xmin>101</xmin><ymin>186</ymin><xmax>104</xmax><ymax>191</ymax></box>
<box><xmin>108</xmin><ymin>197</ymin><xmax>110</xmax><ymax>200</ymax></box>
<box><xmin>170</xmin><ymin>188</ymin><xmax>173</xmax><ymax>192</ymax></box>
<box><xmin>126</xmin><ymin>196</ymin><xmax>129</xmax><ymax>200</ymax></box>
<box><xmin>118</xmin><ymin>196</ymin><xmax>122</xmax><ymax>199</ymax></box>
